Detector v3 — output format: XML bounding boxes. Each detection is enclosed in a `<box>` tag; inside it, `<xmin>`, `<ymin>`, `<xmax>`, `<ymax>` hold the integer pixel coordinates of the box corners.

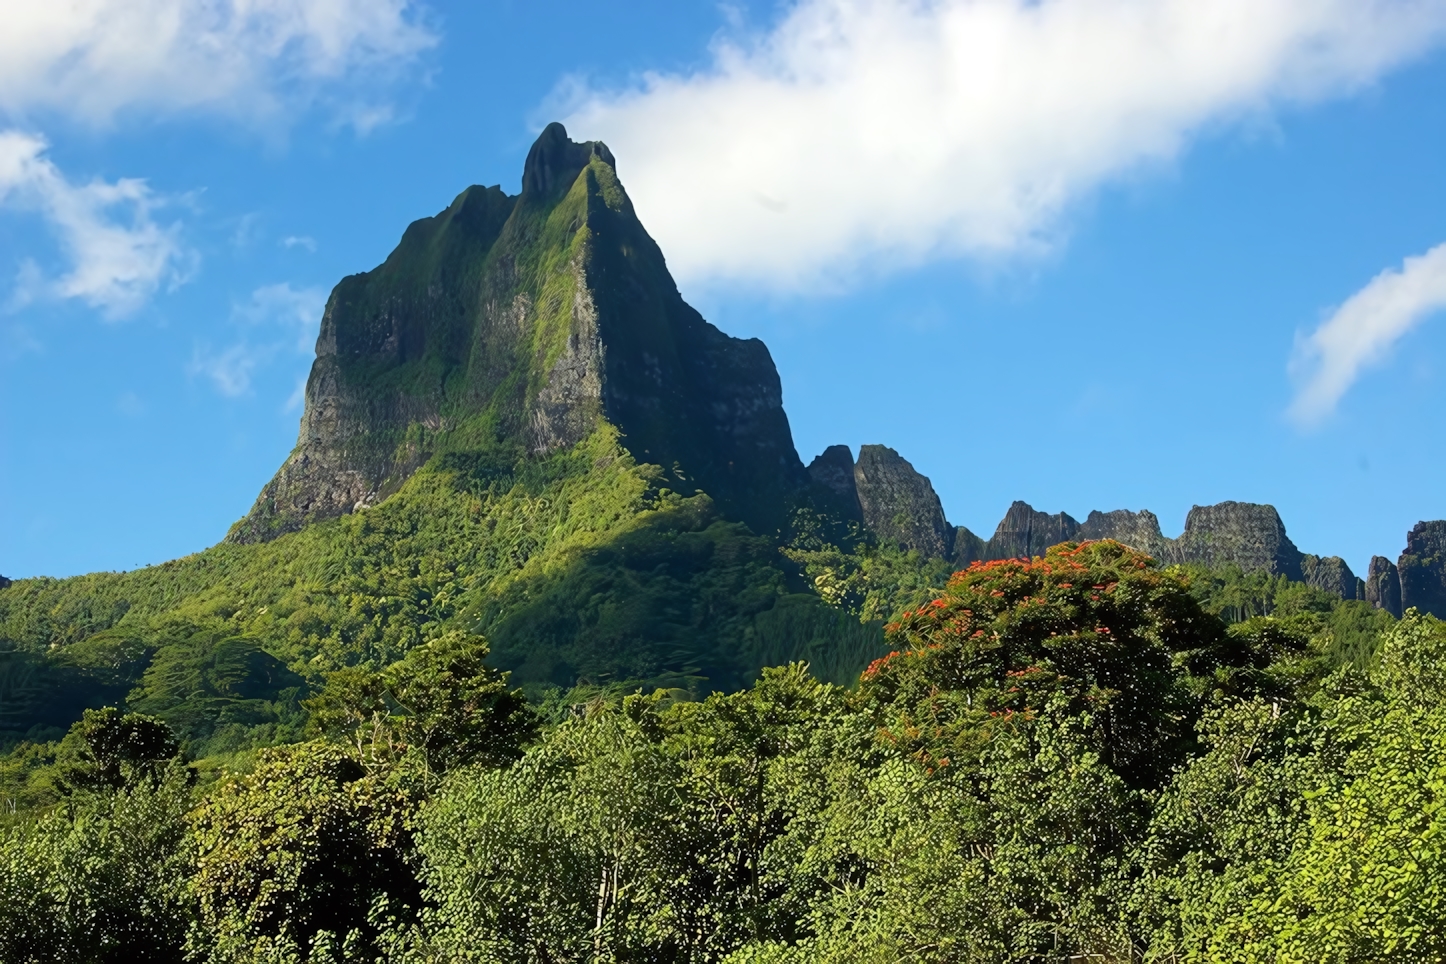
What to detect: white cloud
<box><xmin>236</xmin><ymin>281</ymin><xmax>328</xmax><ymax>351</ymax></box>
<box><xmin>0</xmin><ymin>131</ymin><xmax>189</xmax><ymax>318</ymax></box>
<box><xmin>1288</xmin><ymin>243</ymin><xmax>1446</xmax><ymax>427</ymax></box>
<box><xmin>562</xmin><ymin>0</ymin><xmax>1446</xmax><ymax>291</ymax></box>
<box><xmin>191</xmin><ymin>281</ymin><xmax>326</xmax><ymax>395</ymax></box>
<box><xmin>0</xmin><ymin>0</ymin><xmax>437</xmax><ymax>129</ymax></box>
<box><xmin>282</xmin><ymin>234</ymin><xmax>318</xmax><ymax>252</ymax></box>
<box><xmin>190</xmin><ymin>342</ymin><xmax>263</xmax><ymax>397</ymax></box>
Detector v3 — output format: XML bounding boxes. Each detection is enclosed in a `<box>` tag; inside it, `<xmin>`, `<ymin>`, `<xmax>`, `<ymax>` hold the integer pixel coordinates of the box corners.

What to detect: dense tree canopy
<box><xmin>2</xmin><ymin>538</ymin><xmax>1440</xmax><ymax>962</ymax></box>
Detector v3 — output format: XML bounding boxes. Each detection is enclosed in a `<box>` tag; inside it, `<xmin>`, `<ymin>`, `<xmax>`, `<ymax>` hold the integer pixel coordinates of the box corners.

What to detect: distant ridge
<box><xmin>801</xmin><ymin>443</ymin><xmax>1446</xmax><ymax>611</ymax></box>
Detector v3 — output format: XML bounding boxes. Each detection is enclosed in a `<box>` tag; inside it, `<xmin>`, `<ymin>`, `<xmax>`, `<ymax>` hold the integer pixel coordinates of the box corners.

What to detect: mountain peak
<box><xmin>522</xmin><ymin>123</ymin><xmax>616</xmax><ymax>199</ymax></box>
<box><xmin>228</xmin><ymin>124</ymin><xmax>803</xmax><ymax>544</ymax></box>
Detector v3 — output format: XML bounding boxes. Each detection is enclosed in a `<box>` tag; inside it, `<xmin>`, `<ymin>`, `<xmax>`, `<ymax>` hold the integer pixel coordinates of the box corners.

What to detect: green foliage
<box><xmin>305</xmin><ymin>630</ymin><xmax>533</xmax><ymax>778</ymax></box>
<box><xmin>740</xmin><ymin>594</ymin><xmax>887</xmax><ymax>688</ymax></box>
<box><xmin>57</xmin><ymin>706</ymin><xmax>181</xmax><ymax>792</ymax></box>
<box><xmin>478</xmin><ymin>498</ymin><xmax>887</xmax><ymax>694</ymax></box>
<box><xmin>187</xmin><ymin>741</ymin><xmax>420</xmax><ymax>963</ymax></box>
<box><xmin>783</xmin><ymin>535</ymin><xmax>957</xmax><ymax>625</ymax></box>
<box><xmin>1183</xmin><ymin>562</ymin><xmax>1395</xmax><ymax>667</ymax></box>
<box><xmin>0</xmin><ymin>632</ymin><xmax>147</xmax><ymax>752</ymax></box>
<box><xmin>0</xmin><ymin>425</ymin><xmax>880</xmax><ymax>776</ymax></box>
<box><xmin>0</xmin><ymin>544</ymin><xmax>1418</xmax><ymax>963</ymax></box>
<box><xmin>416</xmin><ymin>665</ymin><xmax>862</xmax><ymax>963</ymax></box>
<box><xmin>126</xmin><ymin>629</ymin><xmax>309</xmax><ymax>757</ymax></box>
<box><xmin>1</xmin><ymin>707</ymin><xmax>185</xmax><ymax>810</ymax></box>
<box><xmin>0</xmin><ymin>132</ymin><xmax>1424</xmax><ymax>958</ymax></box>
<box><xmin>418</xmin><ymin>698</ymin><xmax>687</xmax><ymax>962</ymax></box>
<box><xmin>749</xmin><ymin>701</ymin><xmax>1139</xmax><ymax>963</ymax></box>
<box><xmin>0</xmin><ymin>765</ymin><xmax>194</xmax><ymax>963</ymax></box>
<box><xmin>1131</xmin><ymin>612</ymin><xmax>1446</xmax><ymax>962</ymax></box>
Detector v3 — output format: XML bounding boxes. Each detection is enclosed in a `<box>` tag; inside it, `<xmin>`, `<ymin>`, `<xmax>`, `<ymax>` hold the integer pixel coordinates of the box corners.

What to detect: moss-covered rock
<box><xmin>231</xmin><ymin>123</ymin><xmax>806</xmax><ymax>544</ymax></box>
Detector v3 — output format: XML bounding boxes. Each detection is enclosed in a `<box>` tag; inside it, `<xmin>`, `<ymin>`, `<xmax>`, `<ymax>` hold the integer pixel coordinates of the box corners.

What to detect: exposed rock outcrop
<box><xmin>1076</xmin><ymin>509</ymin><xmax>1172</xmax><ymax>559</ymax></box>
<box><xmin>815</xmin><ymin>441</ymin><xmax>1365</xmax><ymax>599</ymax></box>
<box><xmin>1168</xmin><ymin>502</ymin><xmax>1303</xmax><ymax>580</ymax></box>
<box><xmin>231</xmin><ymin>124</ymin><xmax>805</xmax><ymax>543</ymax></box>
<box><xmin>851</xmin><ymin>445</ymin><xmax>953</xmax><ymax>558</ymax></box>
<box><xmin>247</xmin><ymin>125</ymin><xmax>1430</xmax><ymax>603</ymax></box>
<box><xmin>1302</xmin><ymin>555</ymin><xmax>1364</xmax><ymax>601</ymax></box>
<box><xmin>1399</xmin><ymin>521</ymin><xmax>1446</xmax><ymax>618</ymax></box>
<box><xmin>961</xmin><ymin>499</ymin><xmax>1318</xmax><ymax>584</ymax></box>
<box><xmin>807</xmin><ymin>445</ymin><xmax>863</xmax><ymax>522</ymax></box>
<box><xmin>981</xmin><ymin>502</ymin><xmax>1081</xmax><ymax>561</ymax></box>
<box><xmin>1366</xmin><ymin>556</ymin><xmax>1402</xmax><ymax>617</ymax></box>
<box><xmin>958</xmin><ymin>499</ymin><xmax>1338</xmax><ymax>589</ymax></box>
<box><xmin>951</xmin><ymin>527</ymin><xmax>988</xmax><ymax>565</ymax></box>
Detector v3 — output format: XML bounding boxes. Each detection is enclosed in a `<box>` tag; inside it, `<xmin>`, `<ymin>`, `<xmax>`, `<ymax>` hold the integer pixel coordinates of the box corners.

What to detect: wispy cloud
<box><xmin>285</xmin><ymin>375</ymin><xmax>310</xmax><ymax>413</ymax></box>
<box><xmin>562</xmin><ymin>0</ymin><xmax>1446</xmax><ymax>292</ymax></box>
<box><xmin>282</xmin><ymin>235</ymin><xmax>317</xmax><ymax>252</ymax></box>
<box><xmin>230</xmin><ymin>212</ymin><xmax>264</xmax><ymax>250</ymax></box>
<box><xmin>191</xmin><ymin>282</ymin><xmax>326</xmax><ymax>396</ymax></box>
<box><xmin>0</xmin><ymin>321</ymin><xmax>43</xmax><ymax>361</ymax></box>
<box><xmin>1288</xmin><ymin>242</ymin><xmax>1446</xmax><ymax>428</ymax></box>
<box><xmin>190</xmin><ymin>342</ymin><xmax>263</xmax><ymax>397</ymax></box>
<box><xmin>0</xmin><ymin>131</ymin><xmax>191</xmax><ymax>318</ymax></box>
<box><xmin>0</xmin><ymin>0</ymin><xmax>438</xmax><ymax>131</ymax></box>
<box><xmin>237</xmin><ymin>282</ymin><xmax>327</xmax><ymax>352</ymax></box>
<box><xmin>116</xmin><ymin>390</ymin><xmax>147</xmax><ymax>417</ymax></box>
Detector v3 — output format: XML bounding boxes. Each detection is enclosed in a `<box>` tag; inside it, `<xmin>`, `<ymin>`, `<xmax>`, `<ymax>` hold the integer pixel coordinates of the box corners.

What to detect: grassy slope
<box><xmin>0</xmin><ymin>425</ymin><xmax>886</xmax><ymax>765</ymax></box>
<box><xmin>0</xmin><ymin>151</ymin><xmax>892</xmax><ymax>782</ymax></box>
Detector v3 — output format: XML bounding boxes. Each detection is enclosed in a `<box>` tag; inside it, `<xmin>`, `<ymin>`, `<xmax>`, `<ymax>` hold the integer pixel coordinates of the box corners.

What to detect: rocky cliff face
<box><xmin>229</xmin><ymin>124</ymin><xmax>1438</xmax><ymax>600</ymax></box>
<box><xmin>809</xmin><ymin>436</ymin><xmax>1374</xmax><ymax>597</ymax></box>
<box><xmin>1302</xmin><ymin>555</ymin><xmax>1365</xmax><ymax>601</ymax></box>
<box><xmin>955</xmin><ymin>499</ymin><xmax>1323</xmax><ymax>583</ymax></box>
<box><xmin>1077</xmin><ymin>509</ymin><xmax>1172</xmax><ymax>559</ymax></box>
<box><xmin>806</xmin><ymin>444</ymin><xmax>864</xmax><ymax>523</ymax></box>
<box><xmin>967</xmin><ymin>502</ymin><xmax>1082</xmax><ymax>563</ymax></box>
<box><xmin>850</xmin><ymin>445</ymin><xmax>953</xmax><ymax>558</ymax></box>
<box><xmin>805</xmin><ymin>444</ymin><xmax>955</xmax><ymax>556</ymax></box>
<box><xmin>231</xmin><ymin>124</ymin><xmax>805</xmax><ymax>543</ymax></box>
<box><xmin>967</xmin><ymin>500</ymin><xmax>1326</xmax><ymax>585</ymax></box>
<box><xmin>1398</xmin><ymin>521</ymin><xmax>1446</xmax><ymax>618</ymax></box>
<box><xmin>804</xmin><ymin>439</ymin><xmax>1365</xmax><ymax>594</ymax></box>
<box><xmin>1168</xmin><ymin>502</ymin><xmax>1304</xmax><ymax>580</ymax></box>
<box><xmin>1366</xmin><ymin>556</ymin><xmax>1403</xmax><ymax>617</ymax></box>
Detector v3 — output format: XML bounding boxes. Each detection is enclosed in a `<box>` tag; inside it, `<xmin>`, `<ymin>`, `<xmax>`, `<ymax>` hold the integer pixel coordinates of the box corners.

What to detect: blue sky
<box><xmin>3</xmin><ymin>0</ymin><xmax>1446</xmax><ymax>581</ymax></box>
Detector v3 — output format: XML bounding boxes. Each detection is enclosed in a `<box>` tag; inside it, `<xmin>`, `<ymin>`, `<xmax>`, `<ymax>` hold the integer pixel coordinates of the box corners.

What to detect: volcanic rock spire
<box><xmin>231</xmin><ymin>124</ymin><xmax>806</xmax><ymax>543</ymax></box>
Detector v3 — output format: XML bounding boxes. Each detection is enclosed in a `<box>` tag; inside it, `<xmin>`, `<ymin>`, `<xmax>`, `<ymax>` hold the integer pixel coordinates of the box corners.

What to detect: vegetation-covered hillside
<box><xmin>5</xmin><ymin>540</ymin><xmax>1437</xmax><ymax>963</ymax></box>
<box><xmin>0</xmin><ymin>425</ymin><xmax>888</xmax><ymax>773</ymax></box>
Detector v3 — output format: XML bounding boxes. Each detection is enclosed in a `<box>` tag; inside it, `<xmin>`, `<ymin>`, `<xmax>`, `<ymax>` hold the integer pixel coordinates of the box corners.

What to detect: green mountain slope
<box><xmin>0</xmin><ymin>126</ymin><xmax>892</xmax><ymax>757</ymax></box>
<box><xmin>1</xmin><ymin>424</ymin><xmax>883</xmax><ymax>758</ymax></box>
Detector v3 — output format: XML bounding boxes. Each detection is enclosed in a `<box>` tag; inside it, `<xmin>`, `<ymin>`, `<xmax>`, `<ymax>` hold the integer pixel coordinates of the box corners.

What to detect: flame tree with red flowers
<box><xmin>860</xmin><ymin>539</ymin><xmax>1232</xmax><ymax>789</ymax></box>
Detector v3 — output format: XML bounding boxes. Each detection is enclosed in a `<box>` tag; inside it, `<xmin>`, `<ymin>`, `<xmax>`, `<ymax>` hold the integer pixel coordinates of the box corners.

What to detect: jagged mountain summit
<box><xmin>803</xmin><ymin>442</ymin><xmax>1446</xmax><ymax>610</ymax></box>
<box><xmin>231</xmin><ymin>123</ymin><xmax>805</xmax><ymax>544</ymax></box>
<box><xmin>1365</xmin><ymin>521</ymin><xmax>1446</xmax><ymax>619</ymax></box>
